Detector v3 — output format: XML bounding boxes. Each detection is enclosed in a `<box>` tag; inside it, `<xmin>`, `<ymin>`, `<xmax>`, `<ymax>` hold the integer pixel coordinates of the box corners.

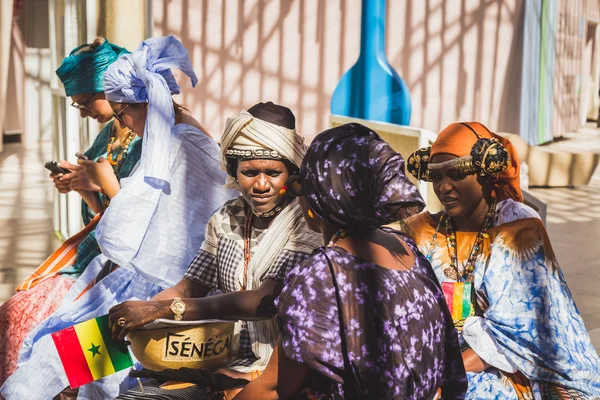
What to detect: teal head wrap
<box><xmin>56</xmin><ymin>39</ymin><xmax>129</xmax><ymax>97</ymax></box>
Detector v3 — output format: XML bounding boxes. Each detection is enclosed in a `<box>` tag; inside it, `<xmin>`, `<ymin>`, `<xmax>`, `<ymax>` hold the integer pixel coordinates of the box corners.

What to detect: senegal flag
<box><xmin>51</xmin><ymin>314</ymin><xmax>134</xmax><ymax>388</ymax></box>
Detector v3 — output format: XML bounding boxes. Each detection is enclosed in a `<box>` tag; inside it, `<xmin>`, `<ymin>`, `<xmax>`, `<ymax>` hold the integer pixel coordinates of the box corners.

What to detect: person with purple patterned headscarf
<box><xmin>235</xmin><ymin>123</ymin><xmax>467</xmax><ymax>399</ymax></box>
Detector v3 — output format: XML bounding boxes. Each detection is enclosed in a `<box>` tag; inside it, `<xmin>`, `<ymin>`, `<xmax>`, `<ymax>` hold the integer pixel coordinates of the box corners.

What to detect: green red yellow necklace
<box><xmin>428</xmin><ymin>200</ymin><xmax>497</xmax><ymax>329</ymax></box>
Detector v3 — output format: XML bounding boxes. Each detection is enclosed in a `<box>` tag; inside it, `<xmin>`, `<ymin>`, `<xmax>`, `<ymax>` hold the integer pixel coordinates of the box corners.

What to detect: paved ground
<box><xmin>0</xmin><ymin>135</ymin><xmax>599</xmax><ymax>353</ymax></box>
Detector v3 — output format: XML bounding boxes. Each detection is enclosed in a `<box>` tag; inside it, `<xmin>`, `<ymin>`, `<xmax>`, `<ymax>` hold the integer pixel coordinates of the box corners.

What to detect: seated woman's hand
<box><xmin>49</xmin><ymin>160</ymin><xmax>79</xmax><ymax>194</ymax></box>
<box><xmin>77</xmin><ymin>157</ymin><xmax>118</xmax><ymax>193</ymax></box>
<box><xmin>108</xmin><ymin>300</ymin><xmax>167</xmax><ymax>342</ymax></box>
<box><xmin>69</xmin><ymin>167</ymin><xmax>102</xmax><ymax>192</ymax></box>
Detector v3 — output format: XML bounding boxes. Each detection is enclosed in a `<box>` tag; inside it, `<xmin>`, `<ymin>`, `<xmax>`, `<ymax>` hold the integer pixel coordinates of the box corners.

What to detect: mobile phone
<box><xmin>45</xmin><ymin>161</ymin><xmax>71</xmax><ymax>175</ymax></box>
<box><xmin>75</xmin><ymin>152</ymin><xmax>89</xmax><ymax>160</ymax></box>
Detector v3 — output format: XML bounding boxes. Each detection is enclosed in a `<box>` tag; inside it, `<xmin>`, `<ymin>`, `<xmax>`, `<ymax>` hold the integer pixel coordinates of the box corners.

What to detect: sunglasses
<box><xmin>70</xmin><ymin>93</ymin><xmax>97</xmax><ymax>112</ymax></box>
<box><xmin>112</xmin><ymin>105</ymin><xmax>130</xmax><ymax>124</ymax></box>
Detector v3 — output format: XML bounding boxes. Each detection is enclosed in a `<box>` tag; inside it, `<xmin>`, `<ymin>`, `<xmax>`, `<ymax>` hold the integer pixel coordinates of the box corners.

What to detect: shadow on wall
<box><xmin>153</xmin><ymin>0</ymin><xmax>357</xmax><ymax>142</ymax></box>
<box><xmin>153</xmin><ymin>0</ymin><xmax>525</xmax><ymax>142</ymax></box>
<box><xmin>389</xmin><ymin>0</ymin><xmax>525</xmax><ymax>135</ymax></box>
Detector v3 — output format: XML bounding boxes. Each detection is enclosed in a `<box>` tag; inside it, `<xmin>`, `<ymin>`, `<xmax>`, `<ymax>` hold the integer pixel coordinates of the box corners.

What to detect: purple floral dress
<box><xmin>277</xmin><ymin>231</ymin><xmax>467</xmax><ymax>399</ymax></box>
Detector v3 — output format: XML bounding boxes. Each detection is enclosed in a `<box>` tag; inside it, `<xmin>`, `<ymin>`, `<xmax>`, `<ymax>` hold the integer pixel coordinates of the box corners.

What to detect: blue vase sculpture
<box><xmin>331</xmin><ymin>0</ymin><xmax>412</xmax><ymax>125</ymax></box>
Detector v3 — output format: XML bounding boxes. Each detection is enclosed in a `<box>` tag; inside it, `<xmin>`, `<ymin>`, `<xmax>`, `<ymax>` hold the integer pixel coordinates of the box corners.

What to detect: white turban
<box><xmin>221</xmin><ymin>109</ymin><xmax>307</xmax><ymax>189</ymax></box>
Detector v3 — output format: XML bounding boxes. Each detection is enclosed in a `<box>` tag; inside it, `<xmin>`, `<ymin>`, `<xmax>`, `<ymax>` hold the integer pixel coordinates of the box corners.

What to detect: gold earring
<box><xmin>307</xmin><ymin>209</ymin><xmax>315</xmax><ymax>219</ymax></box>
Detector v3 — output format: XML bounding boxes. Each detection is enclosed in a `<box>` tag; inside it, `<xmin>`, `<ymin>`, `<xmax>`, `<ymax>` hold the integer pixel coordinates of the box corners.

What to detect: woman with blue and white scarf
<box><xmin>0</xmin><ymin>36</ymin><xmax>235</xmax><ymax>400</ymax></box>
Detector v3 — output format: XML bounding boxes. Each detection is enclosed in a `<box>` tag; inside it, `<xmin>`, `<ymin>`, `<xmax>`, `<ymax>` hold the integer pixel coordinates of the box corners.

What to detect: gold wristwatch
<box><xmin>170</xmin><ymin>298</ymin><xmax>187</xmax><ymax>321</ymax></box>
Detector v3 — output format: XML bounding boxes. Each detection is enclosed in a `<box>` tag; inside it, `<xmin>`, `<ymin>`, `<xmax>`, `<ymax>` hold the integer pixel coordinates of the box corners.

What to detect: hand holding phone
<box><xmin>45</xmin><ymin>161</ymin><xmax>71</xmax><ymax>175</ymax></box>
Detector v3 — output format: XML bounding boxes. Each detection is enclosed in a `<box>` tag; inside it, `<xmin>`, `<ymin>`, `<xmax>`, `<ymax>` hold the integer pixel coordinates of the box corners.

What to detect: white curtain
<box><xmin>0</xmin><ymin>1</ymin><xmax>14</xmax><ymax>152</ymax></box>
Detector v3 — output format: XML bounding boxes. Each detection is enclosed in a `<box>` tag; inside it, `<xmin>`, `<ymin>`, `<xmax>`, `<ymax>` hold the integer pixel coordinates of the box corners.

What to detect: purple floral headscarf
<box><xmin>301</xmin><ymin>123</ymin><xmax>425</xmax><ymax>231</ymax></box>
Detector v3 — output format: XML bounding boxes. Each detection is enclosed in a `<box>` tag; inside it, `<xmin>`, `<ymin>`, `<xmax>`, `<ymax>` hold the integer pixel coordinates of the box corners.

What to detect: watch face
<box><xmin>172</xmin><ymin>301</ymin><xmax>186</xmax><ymax>314</ymax></box>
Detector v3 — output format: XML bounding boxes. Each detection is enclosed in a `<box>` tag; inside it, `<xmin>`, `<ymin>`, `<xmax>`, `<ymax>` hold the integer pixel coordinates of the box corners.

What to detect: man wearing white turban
<box><xmin>109</xmin><ymin>102</ymin><xmax>322</xmax><ymax>399</ymax></box>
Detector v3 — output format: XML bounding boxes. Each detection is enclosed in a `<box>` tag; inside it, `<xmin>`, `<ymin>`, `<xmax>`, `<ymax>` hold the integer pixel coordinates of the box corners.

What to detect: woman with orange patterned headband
<box><xmin>406</xmin><ymin>122</ymin><xmax>600</xmax><ymax>399</ymax></box>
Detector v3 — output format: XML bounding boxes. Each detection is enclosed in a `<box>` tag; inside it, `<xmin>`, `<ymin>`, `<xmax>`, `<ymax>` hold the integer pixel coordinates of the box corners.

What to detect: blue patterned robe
<box><xmin>409</xmin><ymin>199</ymin><xmax>600</xmax><ymax>399</ymax></box>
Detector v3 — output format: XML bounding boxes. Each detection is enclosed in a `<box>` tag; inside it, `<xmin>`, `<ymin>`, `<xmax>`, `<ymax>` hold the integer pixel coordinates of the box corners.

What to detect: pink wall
<box><xmin>153</xmin><ymin>0</ymin><xmax>524</xmax><ymax>141</ymax></box>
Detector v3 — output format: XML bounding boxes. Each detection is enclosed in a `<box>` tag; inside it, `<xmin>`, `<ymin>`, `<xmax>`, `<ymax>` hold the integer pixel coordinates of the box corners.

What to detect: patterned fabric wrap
<box><xmin>56</xmin><ymin>39</ymin><xmax>129</xmax><ymax>96</ymax></box>
<box><xmin>405</xmin><ymin>147</ymin><xmax>432</xmax><ymax>182</ymax></box>
<box><xmin>540</xmin><ymin>383</ymin><xmax>592</xmax><ymax>400</ymax></box>
<box><xmin>0</xmin><ymin>276</ymin><xmax>74</xmax><ymax>386</ymax></box>
<box><xmin>184</xmin><ymin>197</ymin><xmax>320</xmax><ymax>373</ymax></box>
<box><xmin>408</xmin><ymin>199</ymin><xmax>600</xmax><ymax>399</ymax></box>
<box><xmin>104</xmin><ymin>35</ymin><xmax>198</xmax><ymax>192</ymax></box>
<box><xmin>430</xmin><ymin>122</ymin><xmax>523</xmax><ymax>202</ymax></box>
<box><xmin>300</xmin><ymin>123</ymin><xmax>425</xmax><ymax>231</ymax></box>
<box><xmin>277</xmin><ymin>229</ymin><xmax>467</xmax><ymax>399</ymax></box>
<box><xmin>220</xmin><ymin>109</ymin><xmax>307</xmax><ymax>190</ymax></box>
<box><xmin>117</xmin><ymin>380</ymin><xmax>219</xmax><ymax>400</ymax></box>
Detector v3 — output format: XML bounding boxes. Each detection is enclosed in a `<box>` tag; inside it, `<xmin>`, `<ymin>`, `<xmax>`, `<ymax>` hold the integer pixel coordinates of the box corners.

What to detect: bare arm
<box><xmin>109</xmin><ymin>278</ymin><xmax>282</xmax><ymax>341</ymax></box>
<box><xmin>164</xmin><ymin>278</ymin><xmax>281</xmax><ymax>321</ymax></box>
<box><xmin>100</xmin><ymin>177</ymin><xmax>121</xmax><ymax>199</ymax></box>
<box><xmin>77</xmin><ymin>190</ymin><xmax>104</xmax><ymax>214</ymax></box>
<box><xmin>77</xmin><ymin>158</ymin><xmax>121</xmax><ymax>199</ymax></box>
<box><xmin>462</xmin><ymin>348</ymin><xmax>490</xmax><ymax>373</ymax></box>
<box><xmin>151</xmin><ymin>277</ymin><xmax>211</xmax><ymax>301</ymax></box>
<box><xmin>233</xmin><ymin>340</ymin><xmax>280</xmax><ymax>400</ymax></box>
<box><xmin>234</xmin><ymin>340</ymin><xmax>312</xmax><ymax>400</ymax></box>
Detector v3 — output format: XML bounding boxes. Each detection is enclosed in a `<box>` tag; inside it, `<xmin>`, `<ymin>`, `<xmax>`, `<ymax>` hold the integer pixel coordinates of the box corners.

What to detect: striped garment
<box><xmin>117</xmin><ymin>379</ymin><xmax>218</xmax><ymax>400</ymax></box>
<box><xmin>15</xmin><ymin>214</ymin><xmax>101</xmax><ymax>291</ymax></box>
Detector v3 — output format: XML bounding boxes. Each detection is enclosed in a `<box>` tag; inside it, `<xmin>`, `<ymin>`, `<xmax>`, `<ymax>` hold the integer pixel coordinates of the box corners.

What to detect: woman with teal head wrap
<box><xmin>0</xmin><ymin>38</ymin><xmax>142</xmax><ymax>387</ymax></box>
<box><xmin>51</xmin><ymin>37</ymin><xmax>135</xmax><ymax>221</ymax></box>
<box><xmin>57</xmin><ymin>38</ymin><xmax>129</xmax><ymax>98</ymax></box>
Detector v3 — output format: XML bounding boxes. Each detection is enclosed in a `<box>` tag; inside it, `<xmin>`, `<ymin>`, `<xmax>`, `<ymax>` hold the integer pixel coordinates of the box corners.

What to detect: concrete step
<box><xmin>500</xmin><ymin>130</ymin><xmax>600</xmax><ymax>187</ymax></box>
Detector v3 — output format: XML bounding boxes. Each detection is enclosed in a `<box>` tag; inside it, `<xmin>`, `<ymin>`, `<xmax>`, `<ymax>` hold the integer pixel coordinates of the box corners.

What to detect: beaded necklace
<box><xmin>102</xmin><ymin>124</ymin><xmax>136</xmax><ymax>208</ymax></box>
<box><xmin>241</xmin><ymin>212</ymin><xmax>253</xmax><ymax>291</ymax></box>
<box><xmin>428</xmin><ymin>199</ymin><xmax>496</xmax><ymax>282</ymax></box>
<box><xmin>106</xmin><ymin>127</ymin><xmax>136</xmax><ymax>173</ymax></box>
<box><xmin>327</xmin><ymin>229</ymin><xmax>348</xmax><ymax>247</ymax></box>
<box><xmin>241</xmin><ymin>203</ymin><xmax>285</xmax><ymax>289</ymax></box>
<box><xmin>428</xmin><ymin>200</ymin><xmax>496</xmax><ymax>329</ymax></box>
<box><xmin>251</xmin><ymin>205</ymin><xmax>282</xmax><ymax>218</ymax></box>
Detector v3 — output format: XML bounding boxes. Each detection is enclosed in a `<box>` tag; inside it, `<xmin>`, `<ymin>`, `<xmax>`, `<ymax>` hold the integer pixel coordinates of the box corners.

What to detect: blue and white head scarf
<box><xmin>56</xmin><ymin>39</ymin><xmax>129</xmax><ymax>96</ymax></box>
<box><xmin>103</xmin><ymin>35</ymin><xmax>198</xmax><ymax>192</ymax></box>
